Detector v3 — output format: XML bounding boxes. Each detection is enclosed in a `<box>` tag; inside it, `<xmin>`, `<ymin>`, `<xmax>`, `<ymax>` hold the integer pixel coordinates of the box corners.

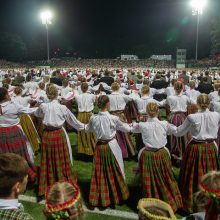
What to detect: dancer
<box><xmin>108</xmin><ymin>82</ymin><xmax>135</xmax><ymax>158</ymax></box>
<box><xmin>174</xmin><ymin>94</ymin><xmax>220</xmax><ymax>213</ymax></box>
<box><xmin>0</xmin><ymin>87</ymin><xmax>37</xmax><ymax>181</ymax></box>
<box><xmin>131</xmin><ymin>102</ymin><xmax>182</xmax><ymax>212</ymax></box>
<box><xmin>75</xmin><ymin>82</ymin><xmax>97</xmax><ymax>156</ymax></box>
<box><xmin>34</xmin><ymin>84</ymin><xmax>85</xmax><ymax>197</ymax></box>
<box><xmin>86</xmin><ymin>95</ymin><xmax>130</xmax><ymax>207</ymax></box>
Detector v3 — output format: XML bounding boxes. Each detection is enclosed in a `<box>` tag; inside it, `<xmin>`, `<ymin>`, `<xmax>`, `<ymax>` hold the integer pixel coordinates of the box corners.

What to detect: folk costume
<box><xmin>86</xmin><ymin>111</ymin><xmax>130</xmax><ymax>207</ymax></box>
<box><xmin>131</xmin><ymin>118</ymin><xmax>182</xmax><ymax>212</ymax></box>
<box><xmin>34</xmin><ymin>99</ymin><xmax>85</xmax><ymax>196</ymax></box>
<box><xmin>175</xmin><ymin>109</ymin><xmax>220</xmax><ymax>213</ymax></box>
<box><xmin>108</xmin><ymin>92</ymin><xmax>136</xmax><ymax>158</ymax></box>
<box><xmin>166</xmin><ymin>94</ymin><xmax>191</xmax><ymax>160</ymax></box>
<box><xmin>75</xmin><ymin>93</ymin><xmax>97</xmax><ymax>156</ymax></box>
<box><xmin>0</xmin><ymin>101</ymin><xmax>37</xmax><ymax>181</ymax></box>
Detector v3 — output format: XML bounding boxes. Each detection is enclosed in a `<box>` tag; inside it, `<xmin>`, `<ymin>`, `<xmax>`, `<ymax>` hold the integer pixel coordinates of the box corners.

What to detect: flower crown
<box><xmin>45</xmin><ymin>181</ymin><xmax>81</xmax><ymax>219</ymax></box>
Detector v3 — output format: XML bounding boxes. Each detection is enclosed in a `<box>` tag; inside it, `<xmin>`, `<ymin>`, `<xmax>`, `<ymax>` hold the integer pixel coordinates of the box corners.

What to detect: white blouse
<box><xmin>185</xmin><ymin>89</ymin><xmax>200</xmax><ymax>104</ymax></box>
<box><xmin>133</xmin><ymin>96</ymin><xmax>160</xmax><ymax>114</ymax></box>
<box><xmin>213</xmin><ymin>101</ymin><xmax>220</xmax><ymax>114</ymax></box>
<box><xmin>85</xmin><ymin>111</ymin><xmax>131</xmax><ymax>140</ymax></box>
<box><xmin>131</xmin><ymin>117</ymin><xmax>176</xmax><ymax>149</ymax></box>
<box><xmin>108</xmin><ymin>92</ymin><xmax>132</xmax><ymax>112</ymax></box>
<box><xmin>75</xmin><ymin>93</ymin><xmax>96</xmax><ymax>112</ymax></box>
<box><xmin>166</xmin><ymin>94</ymin><xmax>191</xmax><ymax>113</ymax></box>
<box><xmin>175</xmin><ymin>109</ymin><xmax>220</xmax><ymax>140</ymax></box>
<box><xmin>34</xmin><ymin>99</ymin><xmax>85</xmax><ymax>129</ymax></box>
<box><xmin>11</xmin><ymin>96</ymin><xmax>30</xmax><ymax>107</ymax></box>
<box><xmin>0</xmin><ymin>101</ymin><xmax>37</xmax><ymax>127</ymax></box>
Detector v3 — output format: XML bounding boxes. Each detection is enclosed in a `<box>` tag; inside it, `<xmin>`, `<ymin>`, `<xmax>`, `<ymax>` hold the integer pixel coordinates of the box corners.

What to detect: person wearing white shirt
<box><xmin>74</xmin><ymin>82</ymin><xmax>97</xmax><ymax>156</ymax></box>
<box><xmin>108</xmin><ymin>82</ymin><xmax>135</xmax><ymax>158</ymax></box>
<box><xmin>166</xmin><ymin>81</ymin><xmax>191</xmax><ymax>163</ymax></box>
<box><xmin>209</xmin><ymin>83</ymin><xmax>220</xmax><ymax>102</ymax></box>
<box><xmin>23</xmin><ymin>75</ymin><xmax>38</xmax><ymax>95</ymax></box>
<box><xmin>165</xmin><ymin>79</ymin><xmax>176</xmax><ymax>97</ymax></box>
<box><xmin>34</xmin><ymin>84</ymin><xmax>85</xmax><ymax>197</ymax></box>
<box><xmin>0</xmin><ymin>87</ymin><xmax>37</xmax><ymax>182</ymax></box>
<box><xmin>131</xmin><ymin>102</ymin><xmax>182</xmax><ymax>212</ymax></box>
<box><xmin>185</xmin><ymin>81</ymin><xmax>200</xmax><ymax>114</ymax></box>
<box><xmin>11</xmin><ymin>86</ymin><xmax>40</xmax><ymax>154</ymax></box>
<box><xmin>85</xmin><ymin>95</ymin><xmax>130</xmax><ymax>207</ymax></box>
<box><xmin>173</xmin><ymin>94</ymin><xmax>220</xmax><ymax>213</ymax></box>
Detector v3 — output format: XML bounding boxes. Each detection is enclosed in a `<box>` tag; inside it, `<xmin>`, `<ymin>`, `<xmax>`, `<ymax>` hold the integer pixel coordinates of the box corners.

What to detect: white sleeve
<box><xmin>16</xmin><ymin>103</ymin><xmax>38</xmax><ymax>115</ymax></box>
<box><xmin>174</xmin><ymin>117</ymin><xmax>192</xmax><ymax>137</ymax></box>
<box><xmin>64</xmin><ymin>108</ymin><xmax>85</xmax><ymax>130</ymax></box>
<box><xmin>130</xmin><ymin>122</ymin><xmax>141</xmax><ymax>133</ymax></box>
<box><xmin>115</xmin><ymin>117</ymin><xmax>131</xmax><ymax>132</ymax></box>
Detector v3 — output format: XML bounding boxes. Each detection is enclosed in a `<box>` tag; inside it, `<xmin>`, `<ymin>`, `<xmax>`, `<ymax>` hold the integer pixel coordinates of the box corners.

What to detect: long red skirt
<box><xmin>179</xmin><ymin>141</ymin><xmax>219</xmax><ymax>213</ymax></box>
<box><xmin>89</xmin><ymin>143</ymin><xmax>129</xmax><ymax>207</ymax></box>
<box><xmin>139</xmin><ymin>148</ymin><xmax>183</xmax><ymax>212</ymax></box>
<box><xmin>0</xmin><ymin>125</ymin><xmax>36</xmax><ymax>181</ymax></box>
<box><xmin>38</xmin><ymin>128</ymin><xmax>77</xmax><ymax>196</ymax></box>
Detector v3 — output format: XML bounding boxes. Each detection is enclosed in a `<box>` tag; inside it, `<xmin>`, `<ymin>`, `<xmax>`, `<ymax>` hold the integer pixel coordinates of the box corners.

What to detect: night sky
<box><xmin>0</xmin><ymin>0</ymin><xmax>219</xmax><ymax>59</ymax></box>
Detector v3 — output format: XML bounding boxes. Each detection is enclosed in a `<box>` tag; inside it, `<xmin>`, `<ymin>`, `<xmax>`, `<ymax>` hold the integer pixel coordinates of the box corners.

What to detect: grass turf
<box><xmin>22</xmin><ymin>201</ymin><xmax>133</xmax><ymax>220</ymax></box>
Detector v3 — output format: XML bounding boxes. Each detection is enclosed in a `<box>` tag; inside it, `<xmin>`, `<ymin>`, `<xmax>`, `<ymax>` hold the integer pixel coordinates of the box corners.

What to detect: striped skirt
<box><xmin>187</xmin><ymin>104</ymin><xmax>198</xmax><ymax>115</ymax></box>
<box><xmin>139</xmin><ymin>148</ymin><xmax>183</xmax><ymax>212</ymax></box>
<box><xmin>20</xmin><ymin>114</ymin><xmax>40</xmax><ymax>153</ymax></box>
<box><xmin>77</xmin><ymin>112</ymin><xmax>96</xmax><ymax>156</ymax></box>
<box><xmin>112</xmin><ymin>111</ymin><xmax>136</xmax><ymax>158</ymax></box>
<box><xmin>0</xmin><ymin>125</ymin><xmax>36</xmax><ymax>181</ymax></box>
<box><xmin>89</xmin><ymin>143</ymin><xmax>129</xmax><ymax>207</ymax></box>
<box><xmin>38</xmin><ymin>128</ymin><xmax>77</xmax><ymax>196</ymax></box>
<box><xmin>169</xmin><ymin>112</ymin><xmax>187</xmax><ymax>160</ymax></box>
<box><xmin>179</xmin><ymin>141</ymin><xmax>220</xmax><ymax>213</ymax></box>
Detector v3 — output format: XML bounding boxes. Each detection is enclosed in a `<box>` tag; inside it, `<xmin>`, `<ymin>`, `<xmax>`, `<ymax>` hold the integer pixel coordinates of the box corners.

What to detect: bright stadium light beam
<box><xmin>190</xmin><ymin>0</ymin><xmax>207</xmax><ymax>61</ymax></box>
<box><xmin>40</xmin><ymin>10</ymin><xmax>53</xmax><ymax>62</ymax></box>
<box><xmin>191</xmin><ymin>0</ymin><xmax>207</xmax><ymax>15</ymax></box>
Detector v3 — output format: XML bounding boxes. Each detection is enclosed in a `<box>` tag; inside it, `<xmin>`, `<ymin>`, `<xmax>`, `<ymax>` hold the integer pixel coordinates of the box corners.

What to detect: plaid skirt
<box><xmin>0</xmin><ymin>125</ymin><xmax>36</xmax><ymax>181</ymax></box>
<box><xmin>169</xmin><ymin>112</ymin><xmax>187</xmax><ymax>159</ymax></box>
<box><xmin>179</xmin><ymin>141</ymin><xmax>220</xmax><ymax>213</ymax></box>
<box><xmin>139</xmin><ymin>148</ymin><xmax>183</xmax><ymax>212</ymax></box>
<box><xmin>77</xmin><ymin>112</ymin><xmax>96</xmax><ymax>156</ymax></box>
<box><xmin>187</xmin><ymin>104</ymin><xmax>198</xmax><ymax>115</ymax></box>
<box><xmin>89</xmin><ymin>143</ymin><xmax>129</xmax><ymax>207</ymax></box>
<box><xmin>38</xmin><ymin>128</ymin><xmax>77</xmax><ymax>196</ymax></box>
<box><xmin>20</xmin><ymin>114</ymin><xmax>40</xmax><ymax>153</ymax></box>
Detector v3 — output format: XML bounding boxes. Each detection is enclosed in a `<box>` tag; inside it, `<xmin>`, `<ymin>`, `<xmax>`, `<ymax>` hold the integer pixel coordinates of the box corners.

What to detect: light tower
<box><xmin>40</xmin><ymin>10</ymin><xmax>53</xmax><ymax>62</ymax></box>
<box><xmin>191</xmin><ymin>0</ymin><xmax>207</xmax><ymax>61</ymax></box>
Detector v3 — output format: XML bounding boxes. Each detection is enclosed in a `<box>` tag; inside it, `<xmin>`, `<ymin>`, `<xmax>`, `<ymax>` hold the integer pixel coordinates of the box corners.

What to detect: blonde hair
<box><xmin>81</xmin><ymin>82</ymin><xmax>88</xmax><ymax>93</ymax></box>
<box><xmin>43</xmin><ymin>76</ymin><xmax>50</xmax><ymax>83</ymax></box>
<box><xmin>111</xmin><ymin>82</ymin><xmax>119</xmax><ymax>92</ymax></box>
<box><xmin>38</xmin><ymin>82</ymin><xmax>45</xmax><ymax>90</ymax></box>
<box><xmin>174</xmin><ymin>82</ymin><xmax>183</xmax><ymax>94</ymax></box>
<box><xmin>141</xmin><ymin>86</ymin><xmax>150</xmax><ymax>95</ymax></box>
<box><xmin>14</xmin><ymin>86</ymin><xmax>23</xmax><ymax>96</ymax></box>
<box><xmin>44</xmin><ymin>182</ymin><xmax>84</xmax><ymax>220</ymax></box>
<box><xmin>189</xmin><ymin>81</ymin><xmax>196</xmax><ymax>89</ymax></box>
<box><xmin>197</xmin><ymin>94</ymin><xmax>210</xmax><ymax>110</ymax></box>
<box><xmin>147</xmin><ymin>102</ymin><xmax>159</xmax><ymax>118</ymax></box>
<box><xmin>46</xmin><ymin>84</ymin><xmax>58</xmax><ymax>100</ymax></box>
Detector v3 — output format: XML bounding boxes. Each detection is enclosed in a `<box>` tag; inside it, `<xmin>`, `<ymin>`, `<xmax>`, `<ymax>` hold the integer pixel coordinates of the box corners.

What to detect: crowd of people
<box><xmin>1</xmin><ymin>66</ymin><xmax>220</xmax><ymax>219</ymax></box>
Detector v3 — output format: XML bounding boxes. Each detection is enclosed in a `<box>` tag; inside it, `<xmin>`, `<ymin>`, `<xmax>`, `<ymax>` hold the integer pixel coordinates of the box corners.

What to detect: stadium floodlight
<box><xmin>40</xmin><ymin>10</ymin><xmax>53</xmax><ymax>62</ymax></box>
<box><xmin>190</xmin><ymin>0</ymin><xmax>207</xmax><ymax>61</ymax></box>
